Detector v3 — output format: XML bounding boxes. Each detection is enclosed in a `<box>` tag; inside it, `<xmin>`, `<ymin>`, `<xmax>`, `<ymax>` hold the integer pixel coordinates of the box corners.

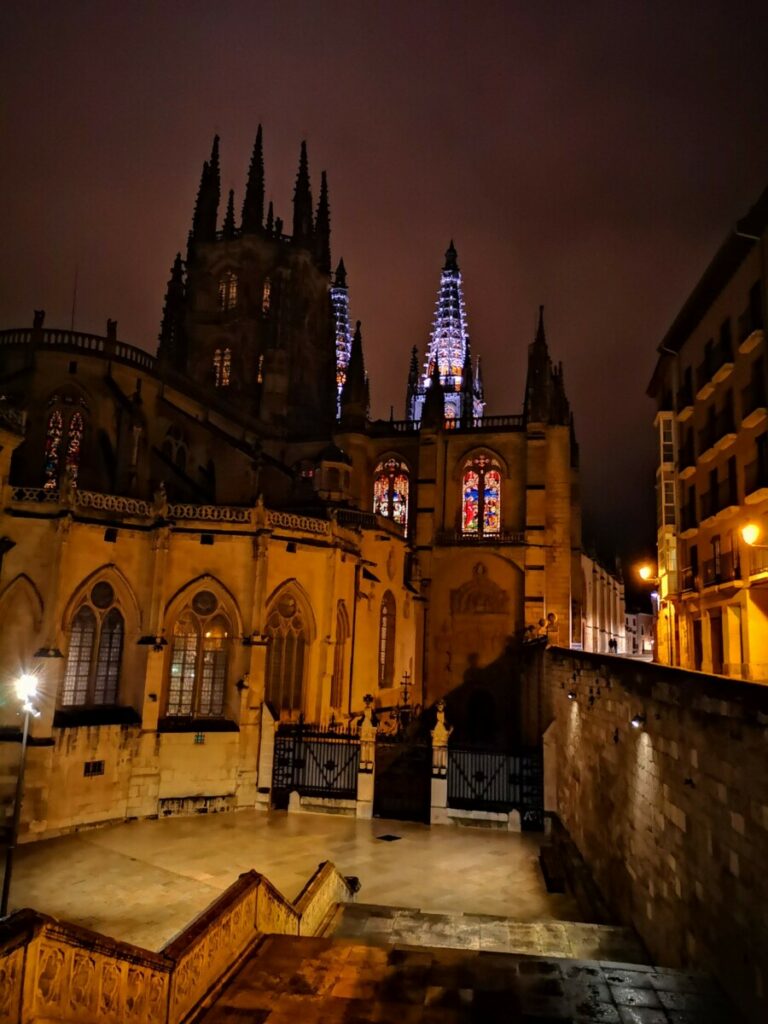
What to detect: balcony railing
<box><xmin>435</xmin><ymin>529</ymin><xmax>525</xmax><ymax>546</ymax></box>
<box><xmin>702</xmin><ymin>551</ymin><xmax>739</xmax><ymax>587</ymax></box>
<box><xmin>750</xmin><ymin>546</ymin><xmax>768</xmax><ymax>575</ymax></box>
<box><xmin>0</xmin><ymin>327</ymin><xmax>157</xmax><ymax>374</ymax></box>
<box><xmin>680</xmin><ymin>566</ymin><xmax>696</xmax><ymax>592</ymax></box>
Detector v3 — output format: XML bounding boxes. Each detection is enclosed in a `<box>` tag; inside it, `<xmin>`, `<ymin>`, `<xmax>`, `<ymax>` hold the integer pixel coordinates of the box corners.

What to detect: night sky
<box><xmin>2</xmin><ymin>1</ymin><xmax>768</xmax><ymax>586</ymax></box>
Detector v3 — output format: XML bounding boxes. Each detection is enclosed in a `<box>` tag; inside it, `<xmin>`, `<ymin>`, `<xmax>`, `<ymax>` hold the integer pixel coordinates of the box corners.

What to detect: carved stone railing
<box><xmin>334</xmin><ymin>507</ymin><xmax>404</xmax><ymax>537</ymax></box>
<box><xmin>0</xmin><ymin>328</ymin><xmax>158</xmax><ymax>374</ymax></box>
<box><xmin>0</xmin><ymin>863</ymin><xmax>355</xmax><ymax>1024</ymax></box>
<box><xmin>266</xmin><ymin>510</ymin><xmax>330</xmax><ymax>535</ymax></box>
<box><xmin>77</xmin><ymin>490</ymin><xmax>154</xmax><ymax>517</ymax></box>
<box><xmin>10</xmin><ymin>486</ymin><xmax>60</xmax><ymax>503</ymax></box>
<box><xmin>168</xmin><ymin>502</ymin><xmax>252</xmax><ymax>523</ymax></box>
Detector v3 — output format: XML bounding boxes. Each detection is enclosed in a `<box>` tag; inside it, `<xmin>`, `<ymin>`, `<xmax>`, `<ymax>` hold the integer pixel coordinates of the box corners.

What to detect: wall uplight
<box><xmin>567</xmin><ymin>690</ymin><xmax>577</xmax><ymax>701</ymax></box>
<box><xmin>630</xmin><ymin>713</ymin><xmax>646</xmax><ymax>729</ymax></box>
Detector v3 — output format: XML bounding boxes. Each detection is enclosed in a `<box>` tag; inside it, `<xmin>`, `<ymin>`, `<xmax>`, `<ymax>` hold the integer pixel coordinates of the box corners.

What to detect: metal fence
<box><xmin>272</xmin><ymin>721</ymin><xmax>360</xmax><ymax>803</ymax></box>
<box><xmin>447</xmin><ymin>746</ymin><xmax>544</xmax><ymax>831</ymax></box>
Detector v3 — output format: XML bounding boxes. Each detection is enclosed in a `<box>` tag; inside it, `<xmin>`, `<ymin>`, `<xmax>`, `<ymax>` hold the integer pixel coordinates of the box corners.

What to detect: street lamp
<box><xmin>741</xmin><ymin>522</ymin><xmax>768</xmax><ymax>548</ymax></box>
<box><xmin>1</xmin><ymin>673</ymin><xmax>41</xmax><ymax>918</ymax></box>
<box><xmin>637</xmin><ymin>563</ymin><xmax>660</xmax><ymax>585</ymax></box>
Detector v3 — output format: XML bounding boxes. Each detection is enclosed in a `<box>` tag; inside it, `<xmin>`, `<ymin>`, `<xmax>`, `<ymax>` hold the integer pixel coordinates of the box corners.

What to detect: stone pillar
<box><xmin>356</xmin><ymin>696</ymin><xmax>376</xmax><ymax>819</ymax></box>
<box><xmin>429</xmin><ymin>699</ymin><xmax>452</xmax><ymax>826</ymax></box>
<box><xmin>255</xmin><ymin>701</ymin><xmax>276</xmax><ymax>812</ymax></box>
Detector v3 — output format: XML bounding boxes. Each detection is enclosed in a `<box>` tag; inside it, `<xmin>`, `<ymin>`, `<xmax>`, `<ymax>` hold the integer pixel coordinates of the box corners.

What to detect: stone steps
<box><xmin>330</xmin><ymin>902</ymin><xmax>650</xmax><ymax>964</ymax></box>
<box><xmin>199</xmin><ymin>931</ymin><xmax>737</xmax><ymax>1023</ymax></box>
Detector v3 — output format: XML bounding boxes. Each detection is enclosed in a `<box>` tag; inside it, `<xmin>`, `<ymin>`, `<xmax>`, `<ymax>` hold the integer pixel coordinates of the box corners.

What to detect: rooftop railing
<box><xmin>0</xmin><ymin>327</ymin><xmax>157</xmax><ymax>373</ymax></box>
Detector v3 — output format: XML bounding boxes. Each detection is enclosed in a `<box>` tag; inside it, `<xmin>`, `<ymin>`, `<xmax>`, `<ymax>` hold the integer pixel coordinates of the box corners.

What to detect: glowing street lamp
<box><xmin>637</xmin><ymin>563</ymin><xmax>660</xmax><ymax>585</ymax></box>
<box><xmin>741</xmin><ymin>522</ymin><xmax>766</xmax><ymax>548</ymax></box>
<box><xmin>1</xmin><ymin>673</ymin><xmax>41</xmax><ymax>918</ymax></box>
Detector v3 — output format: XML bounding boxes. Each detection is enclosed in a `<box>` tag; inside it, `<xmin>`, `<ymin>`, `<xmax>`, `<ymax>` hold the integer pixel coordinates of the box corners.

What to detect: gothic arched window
<box><xmin>462</xmin><ymin>454</ymin><xmax>501</xmax><ymax>536</ymax></box>
<box><xmin>62</xmin><ymin>581</ymin><xmax>124</xmax><ymax>706</ymax></box>
<box><xmin>330</xmin><ymin>601</ymin><xmax>349</xmax><ymax>710</ymax></box>
<box><xmin>373</xmin><ymin>458</ymin><xmax>409</xmax><ymax>534</ymax></box>
<box><xmin>167</xmin><ymin>590</ymin><xmax>230</xmax><ymax>717</ymax></box>
<box><xmin>265</xmin><ymin>591</ymin><xmax>309</xmax><ymax>713</ymax></box>
<box><xmin>378</xmin><ymin>591</ymin><xmax>396</xmax><ymax>688</ymax></box>
<box><xmin>218</xmin><ymin>271</ymin><xmax>238</xmax><ymax>311</ymax></box>
<box><xmin>44</xmin><ymin>399</ymin><xmax>87</xmax><ymax>490</ymax></box>
<box><xmin>213</xmin><ymin>347</ymin><xmax>231</xmax><ymax>387</ymax></box>
<box><xmin>262</xmin><ymin>278</ymin><xmax>271</xmax><ymax>314</ymax></box>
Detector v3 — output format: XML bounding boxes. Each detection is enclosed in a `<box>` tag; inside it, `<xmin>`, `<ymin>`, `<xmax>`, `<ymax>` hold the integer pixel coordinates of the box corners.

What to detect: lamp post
<box><xmin>636</xmin><ymin>563</ymin><xmax>663</xmax><ymax>663</ymax></box>
<box><xmin>1</xmin><ymin>673</ymin><xmax>40</xmax><ymax>918</ymax></box>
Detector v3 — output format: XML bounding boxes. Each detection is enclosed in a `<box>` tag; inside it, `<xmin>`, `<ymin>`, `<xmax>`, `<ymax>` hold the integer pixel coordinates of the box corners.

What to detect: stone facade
<box><xmin>542</xmin><ymin>645</ymin><xmax>768</xmax><ymax>1023</ymax></box>
<box><xmin>648</xmin><ymin>183</ymin><xmax>768</xmax><ymax>680</ymax></box>
<box><xmin>577</xmin><ymin>553</ymin><xmax>625</xmax><ymax>653</ymax></box>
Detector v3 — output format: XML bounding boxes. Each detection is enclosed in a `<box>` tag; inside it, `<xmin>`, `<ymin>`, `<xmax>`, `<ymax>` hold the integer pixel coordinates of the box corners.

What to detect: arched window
<box><xmin>373</xmin><ymin>458</ymin><xmax>409</xmax><ymax>535</ymax></box>
<box><xmin>330</xmin><ymin>601</ymin><xmax>349</xmax><ymax>710</ymax></box>
<box><xmin>378</xmin><ymin>591</ymin><xmax>396</xmax><ymax>688</ymax></box>
<box><xmin>62</xmin><ymin>581</ymin><xmax>124</xmax><ymax>705</ymax></box>
<box><xmin>262</xmin><ymin>278</ymin><xmax>271</xmax><ymax>314</ymax></box>
<box><xmin>167</xmin><ymin>590</ymin><xmax>230</xmax><ymax>717</ymax></box>
<box><xmin>265</xmin><ymin>591</ymin><xmax>309</xmax><ymax>713</ymax></box>
<box><xmin>43</xmin><ymin>398</ymin><xmax>87</xmax><ymax>490</ymax></box>
<box><xmin>213</xmin><ymin>348</ymin><xmax>231</xmax><ymax>387</ymax></box>
<box><xmin>462</xmin><ymin>454</ymin><xmax>501</xmax><ymax>536</ymax></box>
<box><xmin>218</xmin><ymin>271</ymin><xmax>238</xmax><ymax>311</ymax></box>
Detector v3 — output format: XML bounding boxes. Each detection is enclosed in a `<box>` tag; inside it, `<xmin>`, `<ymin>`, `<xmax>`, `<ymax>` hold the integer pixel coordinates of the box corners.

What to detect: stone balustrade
<box><xmin>0</xmin><ymin>862</ymin><xmax>355</xmax><ymax>1024</ymax></box>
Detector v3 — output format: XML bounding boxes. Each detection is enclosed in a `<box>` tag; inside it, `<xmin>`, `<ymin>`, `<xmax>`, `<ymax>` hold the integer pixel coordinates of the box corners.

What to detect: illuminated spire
<box><xmin>409</xmin><ymin>241</ymin><xmax>484</xmax><ymax>421</ymax></box>
<box><xmin>241</xmin><ymin>124</ymin><xmax>264</xmax><ymax>233</ymax></box>
<box><xmin>331</xmin><ymin>258</ymin><xmax>352</xmax><ymax>418</ymax></box>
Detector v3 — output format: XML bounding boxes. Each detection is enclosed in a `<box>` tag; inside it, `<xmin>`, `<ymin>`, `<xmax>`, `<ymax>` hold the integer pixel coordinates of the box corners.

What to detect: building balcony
<box><xmin>676</xmin><ymin>382</ymin><xmax>694</xmax><ymax>422</ymax></box>
<box><xmin>679</xmin><ymin>507</ymin><xmax>698</xmax><ymax>539</ymax></box>
<box><xmin>702</xmin><ymin>551</ymin><xmax>740</xmax><ymax>589</ymax></box>
<box><xmin>744</xmin><ymin>459</ymin><xmax>768</xmax><ymax>504</ymax></box>
<box><xmin>714</xmin><ymin>478</ymin><xmax>740</xmax><ymax>520</ymax></box>
<box><xmin>434</xmin><ymin>529</ymin><xmax>525</xmax><ymax>546</ymax></box>
<box><xmin>741</xmin><ymin>381</ymin><xmax>768</xmax><ymax>429</ymax></box>
<box><xmin>680</xmin><ymin>566</ymin><xmax>697</xmax><ymax>593</ymax></box>
<box><xmin>677</xmin><ymin>441</ymin><xmax>696</xmax><ymax>478</ymax></box>
<box><xmin>738</xmin><ymin>297</ymin><xmax>764</xmax><ymax>354</ymax></box>
<box><xmin>749</xmin><ymin>546</ymin><xmax>768</xmax><ymax>576</ymax></box>
<box><xmin>711</xmin><ymin>339</ymin><xmax>735</xmax><ymax>385</ymax></box>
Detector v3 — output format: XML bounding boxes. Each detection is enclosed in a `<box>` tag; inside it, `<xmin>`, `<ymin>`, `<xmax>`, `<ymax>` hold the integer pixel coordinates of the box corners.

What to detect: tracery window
<box><xmin>262</xmin><ymin>278</ymin><xmax>271</xmax><ymax>314</ymax></box>
<box><xmin>265</xmin><ymin>592</ymin><xmax>309</xmax><ymax>713</ymax></box>
<box><xmin>44</xmin><ymin>401</ymin><xmax>87</xmax><ymax>489</ymax></box>
<box><xmin>166</xmin><ymin>590</ymin><xmax>230</xmax><ymax>717</ymax></box>
<box><xmin>160</xmin><ymin>425</ymin><xmax>188</xmax><ymax>473</ymax></box>
<box><xmin>330</xmin><ymin>601</ymin><xmax>349</xmax><ymax>710</ymax></box>
<box><xmin>372</xmin><ymin>458</ymin><xmax>409</xmax><ymax>535</ymax></box>
<box><xmin>462</xmin><ymin>454</ymin><xmax>501</xmax><ymax>536</ymax></box>
<box><xmin>213</xmin><ymin>347</ymin><xmax>231</xmax><ymax>387</ymax></box>
<box><xmin>62</xmin><ymin>581</ymin><xmax>124</xmax><ymax>706</ymax></box>
<box><xmin>218</xmin><ymin>271</ymin><xmax>238</xmax><ymax>311</ymax></box>
<box><xmin>378</xmin><ymin>591</ymin><xmax>396</xmax><ymax>688</ymax></box>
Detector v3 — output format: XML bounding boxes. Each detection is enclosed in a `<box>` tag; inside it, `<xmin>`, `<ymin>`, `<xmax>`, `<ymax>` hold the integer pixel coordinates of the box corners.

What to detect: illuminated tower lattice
<box><xmin>331</xmin><ymin>258</ymin><xmax>352</xmax><ymax>418</ymax></box>
<box><xmin>408</xmin><ymin>241</ymin><xmax>484</xmax><ymax>422</ymax></box>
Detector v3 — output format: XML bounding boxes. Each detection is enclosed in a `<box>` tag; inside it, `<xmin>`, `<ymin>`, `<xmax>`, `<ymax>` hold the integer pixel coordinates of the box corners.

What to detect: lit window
<box><xmin>62</xmin><ymin>581</ymin><xmax>124</xmax><ymax>706</ymax></box>
<box><xmin>43</xmin><ymin>400</ymin><xmax>87</xmax><ymax>489</ymax></box>
<box><xmin>378</xmin><ymin>591</ymin><xmax>396</xmax><ymax>688</ymax></box>
<box><xmin>166</xmin><ymin>590</ymin><xmax>230</xmax><ymax>717</ymax></box>
<box><xmin>372</xmin><ymin>458</ymin><xmax>409</xmax><ymax>535</ymax></box>
<box><xmin>262</xmin><ymin>278</ymin><xmax>271</xmax><ymax>314</ymax></box>
<box><xmin>462</xmin><ymin>454</ymin><xmax>501</xmax><ymax>535</ymax></box>
<box><xmin>213</xmin><ymin>347</ymin><xmax>231</xmax><ymax>387</ymax></box>
<box><xmin>265</xmin><ymin>592</ymin><xmax>309</xmax><ymax>713</ymax></box>
<box><xmin>44</xmin><ymin>410</ymin><xmax>63</xmax><ymax>489</ymax></box>
<box><xmin>218</xmin><ymin>271</ymin><xmax>238</xmax><ymax>311</ymax></box>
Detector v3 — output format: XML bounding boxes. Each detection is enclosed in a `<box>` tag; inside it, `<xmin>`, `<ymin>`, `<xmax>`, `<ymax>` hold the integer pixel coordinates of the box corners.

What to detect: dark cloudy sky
<box><xmin>2</xmin><ymin>0</ymin><xmax>768</xmax><ymax>577</ymax></box>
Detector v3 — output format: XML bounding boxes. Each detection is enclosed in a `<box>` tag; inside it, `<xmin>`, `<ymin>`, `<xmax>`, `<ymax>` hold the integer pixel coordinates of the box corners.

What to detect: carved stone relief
<box><xmin>450</xmin><ymin>563</ymin><xmax>509</xmax><ymax>616</ymax></box>
<box><xmin>37</xmin><ymin>945</ymin><xmax>65</xmax><ymax>1005</ymax></box>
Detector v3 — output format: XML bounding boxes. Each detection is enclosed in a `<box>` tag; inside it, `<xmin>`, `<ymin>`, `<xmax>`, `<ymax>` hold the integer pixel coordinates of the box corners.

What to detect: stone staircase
<box><xmin>199</xmin><ymin>904</ymin><xmax>737</xmax><ymax>1023</ymax></box>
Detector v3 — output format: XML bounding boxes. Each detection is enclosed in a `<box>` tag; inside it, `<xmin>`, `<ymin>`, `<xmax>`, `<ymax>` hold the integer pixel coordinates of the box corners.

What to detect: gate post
<box><xmin>255</xmin><ymin>702</ymin><xmax>277</xmax><ymax>811</ymax></box>
<box><xmin>356</xmin><ymin>695</ymin><xmax>376</xmax><ymax>819</ymax></box>
<box><xmin>430</xmin><ymin>700</ymin><xmax>453</xmax><ymax>826</ymax></box>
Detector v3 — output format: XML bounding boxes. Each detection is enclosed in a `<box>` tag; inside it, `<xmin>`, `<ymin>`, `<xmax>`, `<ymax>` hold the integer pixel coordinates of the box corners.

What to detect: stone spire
<box><xmin>241</xmin><ymin>124</ymin><xmax>264</xmax><ymax>233</ymax></box>
<box><xmin>421</xmin><ymin>359</ymin><xmax>445</xmax><ymax>428</ymax></box>
<box><xmin>331</xmin><ymin>258</ymin><xmax>352</xmax><ymax>417</ymax></box>
<box><xmin>475</xmin><ymin>355</ymin><xmax>484</xmax><ymax>405</ymax></box>
<box><xmin>265</xmin><ymin>200</ymin><xmax>274</xmax><ymax>237</ymax></box>
<box><xmin>524</xmin><ymin>306</ymin><xmax>570</xmax><ymax>425</ymax></box>
<box><xmin>314</xmin><ymin>171</ymin><xmax>331</xmax><ymax>273</ymax></box>
<box><xmin>222</xmin><ymin>189</ymin><xmax>236</xmax><ymax>239</ymax></box>
<box><xmin>157</xmin><ymin>253</ymin><xmax>186</xmax><ymax>367</ymax></box>
<box><xmin>292</xmin><ymin>140</ymin><xmax>314</xmax><ymax>246</ymax></box>
<box><xmin>339</xmin><ymin>320</ymin><xmax>369</xmax><ymax>428</ymax></box>
<box><xmin>411</xmin><ymin>241</ymin><xmax>484</xmax><ymax>421</ymax></box>
<box><xmin>461</xmin><ymin>347</ymin><xmax>474</xmax><ymax>426</ymax></box>
<box><xmin>190</xmin><ymin>135</ymin><xmax>221</xmax><ymax>246</ymax></box>
<box><xmin>405</xmin><ymin>346</ymin><xmax>419</xmax><ymax>420</ymax></box>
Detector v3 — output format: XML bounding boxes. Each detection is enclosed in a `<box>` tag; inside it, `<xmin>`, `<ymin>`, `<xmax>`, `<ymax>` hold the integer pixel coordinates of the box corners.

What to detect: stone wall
<box><xmin>542</xmin><ymin>646</ymin><xmax>768</xmax><ymax>1023</ymax></box>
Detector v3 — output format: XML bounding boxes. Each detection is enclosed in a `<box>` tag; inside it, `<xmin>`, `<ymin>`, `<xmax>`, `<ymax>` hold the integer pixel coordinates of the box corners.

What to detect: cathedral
<box><xmin>0</xmin><ymin>129</ymin><xmax>581</xmax><ymax>838</ymax></box>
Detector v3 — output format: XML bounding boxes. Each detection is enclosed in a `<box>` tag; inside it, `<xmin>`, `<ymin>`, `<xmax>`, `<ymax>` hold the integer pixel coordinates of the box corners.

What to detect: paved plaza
<box><xmin>11</xmin><ymin>810</ymin><xmax>581</xmax><ymax>949</ymax></box>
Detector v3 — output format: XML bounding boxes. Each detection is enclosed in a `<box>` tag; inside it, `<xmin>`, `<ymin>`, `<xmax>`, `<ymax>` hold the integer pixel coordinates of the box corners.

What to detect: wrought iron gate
<box><xmin>447</xmin><ymin>746</ymin><xmax>544</xmax><ymax>831</ymax></box>
<box><xmin>271</xmin><ymin>721</ymin><xmax>360</xmax><ymax>809</ymax></box>
<box><xmin>372</xmin><ymin>737</ymin><xmax>431</xmax><ymax>823</ymax></box>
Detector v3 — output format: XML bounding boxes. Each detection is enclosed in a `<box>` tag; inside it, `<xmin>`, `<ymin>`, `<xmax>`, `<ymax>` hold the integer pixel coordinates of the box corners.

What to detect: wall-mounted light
<box><xmin>741</xmin><ymin>522</ymin><xmax>768</xmax><ymax>548</ymax></box>
<box><xmin>567</xmin><ymin>690</ymin><xmax>577</xmax><ymax>701</ymax></box>
<box><xmin>630</xmin><ymin>713</ymin><xmax>646</xmax><ymax>729</ymax></box>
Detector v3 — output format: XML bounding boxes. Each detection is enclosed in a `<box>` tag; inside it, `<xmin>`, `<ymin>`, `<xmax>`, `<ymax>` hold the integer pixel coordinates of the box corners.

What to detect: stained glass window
<box><xmin>166</xmin><ymin>594</ymin><xmax>231</xmax><ymax>717</ymax></box>
<box><xmin>372</xmin><ymin>458</ymin><xmax>409</xmax><ymax>535</ymax></box>
<box><xmin>213</xmin><ymin>348</ymin><xmax>231</xmax><ymax>387</ymax></box>
<box><xmin>462</xmin><ymin>455</ymin><xmax>502</xmax><ymax>536</ymax></box>
<box><xmin>262</xmin><ymin>278</ymin><xmax>271</xmax><ymax>314</ymax></box>
<box><xmin>378</xmin><ymin>591</ymin><xmax>396</xmax><ymax>688</ymax></box>
<box><xmin>218</xmin><ymin>271</ymin><xmax>238</xmax><ymax>311</ymax></box>
<box><xmin>62</xmin><ymin>582</ymin><xmax>124</xmax><ymax>706</ymax></box>
<box><xmin>66</xmin><ymin>412</ymin><xmax>84</xmax><ymax>487</ymax></box>
<box><xmin>265</xmin><ymin>593</ymin><xmax>308</xmax><ymax>713</ymax></box>
<box><xmin>44</xmin><ymin>410</ymin><xmax>63</xmax><ymax>489</ymax></box>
